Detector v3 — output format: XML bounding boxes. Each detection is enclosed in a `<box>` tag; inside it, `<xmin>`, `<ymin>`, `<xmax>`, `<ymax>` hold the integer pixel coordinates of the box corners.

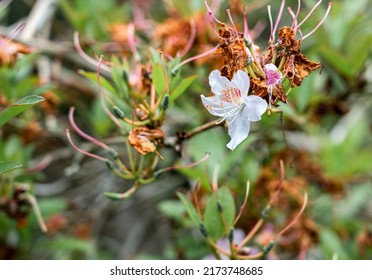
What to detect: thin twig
<box><xmin>181</xmin><ymin>118</ymin><xmax>224</xmax><ymax>140</ymax></box>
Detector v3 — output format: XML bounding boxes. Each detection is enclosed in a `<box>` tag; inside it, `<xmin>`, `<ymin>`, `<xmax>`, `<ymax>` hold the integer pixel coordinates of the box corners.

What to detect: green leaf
<box><xmin>158</xmin><ymin>200</ymin><xmax>185</xmax><ymax>223</ymax></box>
<box><xmin>0</xmin><ymin>95</ymin><xmax>45</xmax><ymax>126</ymax></box>
<box><xmin>45</xmin><ymin>237</ymin><xmax>94</xmax><ymax>253</ymax></box>
<box><xmin>319</xmin><ymin>228</ymin><xmax>349</xmax><ymax>259</ymax></box>
<box><xmin>170</xmin><ymin>75</ymin><xmax>197</xmax><ymax>102</ymax></box>
<box><xmin>79</xmin><ymin>70</ymin><xmax>116</xmax><ymax>94</ymax></box>
<box><xmin>177</xmin><ymin>192</ymin><xmax>201</xmax><ymax>226</ymax></box>
<box><xmin>152</xmin><ymin>63</ymin><xmax>167</xmax><ymax>95</ymax></box>
<box><xmin>319</xmin><ymin>47</ymin><xmax>351</xmax><ymax>78</ymax></box>
<box><xmin>204</xmin><ymin>187</ymin><xmax>236</xmax><ymax>241</ymax></box>
<box><xmin>111</xmin><ymin>57</ymin><xmax>130</xmax><ymax>99</ymax></box>
<box><xmin>0</xmin><ymin>161</ymin><xmax>23</xmax><ymax>175</ymax></box>
<box><xmin>346</xmin><ymin>33</ymin><xmax>372</xmax><ymax>76</ymax></box>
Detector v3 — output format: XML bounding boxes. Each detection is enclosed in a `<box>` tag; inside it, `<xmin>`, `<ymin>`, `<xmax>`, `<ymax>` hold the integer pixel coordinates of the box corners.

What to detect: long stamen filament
<box><xmin>180</xmin><ymin>19</ymin><xmax>196</xmax><ymax>57</ymax></box>
<box><xmin>204</xmin><ymin>0</ymin><xmax>222</xmax><ymax>24</ymax></box>
<box><xmin>267</xmin><ymin>5</ymin><xmax>274</xmax><ymax>43</ymax></box>
<box><xmin>298</xmin><ymin>0</ymin><xmax>323</xmax><ymax>28</ymax></box>
<box><xmin>226</xmin><ymin>9</ymin><xmax>239</xmax><ymax>38</ymax></box>
<box><xmin>172</xmin><ymin>45</ymin><xmax>218</xmax><ymax>72</ymax></box>
<box><xmin>211</xmin><ymin>103</ymin><xmax>241</xmax><ymax>115</ymax></box>
<box><xmin>66</xmin><ymin>129</ymin><xmax>107</xmax><ymax>162</ymax></box>
<box><xmin>302</xmin><ymin>2</ymin><xmax>332</xmax><ymax>40</ymax></box>
<box><xmin>272</xmin><ymin>0</ymin><xmax>286</xmax><ymax>43</ymax></box>
<box><xmin>243</xmin><ymin>10</ymin><xmax>252</xmax><ymax>41</ymax></box>
<box><xmin>291</xmin><ymin>0</ymin><xmax>301</xmax><ymax>31</ymax></box>
<box><xmin>226</xmin><ymin>106</ymin><xmax>244</xmax><ymax>125</ymax></box>
<box><xmin>73</xmin><ymin>32</ymin><xmax>111</xmax><ymax>73</ymax></box>
<box><xmin>69</xmin><ymin>107</ymin><xmax>110</xmax><ymax>150</ymax></box>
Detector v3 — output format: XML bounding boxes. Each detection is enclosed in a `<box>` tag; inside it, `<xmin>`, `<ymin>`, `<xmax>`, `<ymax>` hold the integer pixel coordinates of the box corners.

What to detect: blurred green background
<box><xmin>0</xmin><ymin>0</ymin><xmax>371</xmax><ymax>260</ymax></box>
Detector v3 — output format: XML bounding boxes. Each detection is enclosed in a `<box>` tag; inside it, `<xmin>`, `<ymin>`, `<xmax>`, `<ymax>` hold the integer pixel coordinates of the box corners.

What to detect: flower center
<box><xmin>221</xmin><ymin>87</ymin><xmax>243</xmax><ymax>105</ymax></box>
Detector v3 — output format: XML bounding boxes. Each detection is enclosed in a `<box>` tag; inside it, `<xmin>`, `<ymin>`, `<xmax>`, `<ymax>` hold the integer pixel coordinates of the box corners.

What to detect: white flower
<box><xmin>201</xmin><ymin>70</ymin><xmax>267</xmax><ymax>150</ymax></box>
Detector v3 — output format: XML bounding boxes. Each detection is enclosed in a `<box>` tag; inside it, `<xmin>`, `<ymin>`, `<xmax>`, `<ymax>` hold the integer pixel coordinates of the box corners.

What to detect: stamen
<box><xmin>284</xmin><ymin>55</ymin><xmax>295</xmax><ymax>78</ymax></box>
<box><xmin>172</xmin><ymin>45</ymin><xmax>218</xmax><ymax>72</ymax></box>
<box><xmin>297</xmin><ymin>28</ymin><xmax>304</xmax><ymax>40</ymax></box>
<box><xmin>209</xmin><ymin>99</ymin><xmax>242</xmax><ymax>114</ymax></box>
<box><xmin>226</xmin><ymin>105</ymin><xmax>243</xmax><ymax>125</ymax></box>
<box><xmin>233</xmin><ymin>180</ymin><xmax>250</xmax><ymax>225</ymax></box>
<box><xmin>267</xmin><ymin>5</ymin><xmax>274</xmax><ymax>43</ymax></box>
<box><xmin>66</xmin><ymin>129</ymin><xmax>107</xmax><ymax>162</ymax></box>
<box><xmin>73</xmin><ymin>32</ymin><xmax>111</xmax><ymax>73</ymax></box>
<box><xmin>207</xmin><ymin>11</ymin><xmax>219</xmax><ymax>36</ymax></box>
<box><xmin>215</xmin><ymin>116</ymin><xmax>227</xmax><ymax>124</ymax></box>
<box><xmin>226</xmin><ymin>9</ymin><xmax>239</xmax><ymax>38</ymax></box>
<box><xmin>158</xmin><ymin>153</ymin><xmax>210</xmax><ymax>174</ymax></box>
<box><xmin>25</xmin><ymin>155</ymin><xmax>52</xmax><ymax>174</ymax></box>
<box><xmin>276</xmin><ymin>192</ymin><xmax>308</xmax><ymax>238</ymax></box>
<box><xmin>288</xmin><ymin>7</ymin><xmax>297</xmax><ymax>30</ymax></box>
<box><xmin>290</xmin><ymin>0</ymin><xmax>301</xmax><ymax>31</ymax></box>
<box><xmin>302</xmin><ymin>2</ymin><xmax>332</xmax><ymax>40</ymax></box>
<box><xmin>211</xmin><ymin>104</ymin><xmax>238</xmax><ymax>116</ymax></box>
<box><xmin>97</xmin><ymin>56</ymin><xmax>114</xmax><ymax>106</ymax></box>
<box><xmin>243</xmin><ymin>9</ymin><xmax>252</xmax><ymax>41</ymax></box>
<box><xmin>204</xmin><ymin>0</ymin><xmax>222</xmax><ymax>24</ymax></box>
<box><xmin>96</xmin><ymin>56</ymin><xmax>122</xmax><ymax>127</ymax></box>
<box><xmin>7</xmin><ymin>22</ymin><xmax>25</xmax><ymax>41</ymax></box>
<box><xmin>26</xmin><ymin>194</ymin><xmax>47</xmax><ymax>233</ymax></box>
<box><xmin>69</xmin><ymin>107</ymin><xmax>110</xmax><ymax>150</ymax></box>
<box><xmin>212</xmin><ymin>104</ymin><xmax>243</xmax><ymax>124</ymax></box>
<box><xmin>298</xmin><ymin>0</ymin><xmax>323</xmax><ymax>28</ymax></box>
<box><xmin>288</xmin><ymin>7</ymin><xmax>303</xmax><ymax>39</ymax></box>
<box><xmin>127</xmin><ymin>23</ymin><xmax>140</xmax><ymax>61</ymax></box>
<box><xmin>180</xmin><ymin>19</ymin><xmax>196</xmax><ymax>58</ymax></box>
<box><xmin>272</xmin><ymin>0</ymin><xmax>286</xmax><ymax>42</ymax></box>
<box><xmin>250</xmin><ymin>20</ymin><xmax>266</xmax><ymax>41</ymax></box>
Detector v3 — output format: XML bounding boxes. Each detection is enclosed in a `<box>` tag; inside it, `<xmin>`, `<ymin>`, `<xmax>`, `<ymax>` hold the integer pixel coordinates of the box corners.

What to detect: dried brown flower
<box><xmin>0</xmin><ymin>36</ymin><xmax>32</xmax><ymax>67</ymax></box>
<box><xmin>274</xmin><ymin>27</ymin><xmax>321</xmax><ymax>87</ymax></box>
<box><xmin>108</xmin><ymin>23</ymin><xmax>130</xmax><ymax>43</ymax></box>
<box><xmin>214</xmin><ymin>23</ymin><xmax>248</xmax><ymax>80</ymax></box>
<box><xmin>128</xmin><ymin>127</ymin><xmax>165</xmax><ymax>156</ymax></box>
<box><xmin>154</xmin><ymin>18</ymin><xmax>192</xmax><ymax>57</ymax></box>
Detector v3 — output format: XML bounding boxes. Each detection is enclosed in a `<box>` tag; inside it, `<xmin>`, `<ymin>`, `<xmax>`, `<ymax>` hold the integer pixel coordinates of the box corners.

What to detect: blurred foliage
<box><xmin>0</xmin><ymin>0</ymin><xmax>371</xmax><ymax>260</ymax></box>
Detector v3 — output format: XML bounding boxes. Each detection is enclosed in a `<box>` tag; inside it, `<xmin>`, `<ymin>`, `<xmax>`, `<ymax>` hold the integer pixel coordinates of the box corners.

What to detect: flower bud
<box><xmin>113</xmin><ymin>106</ymin><xmax>125</xmax><ymax>119</ymax></box>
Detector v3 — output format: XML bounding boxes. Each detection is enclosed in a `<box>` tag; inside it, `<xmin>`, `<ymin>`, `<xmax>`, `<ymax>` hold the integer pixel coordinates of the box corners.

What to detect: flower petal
<box><xmin>226</xmin><ymin>110</ymin><xmax>251</xmax><ymax>150</ymax></box>
<box><xmin>231</xmin><ymin>70</ymin><xmax>249</xmax><ymax>95</ymax></box>
<box><xmin>264</xmin><ymin>63</ymin><xmax>281</xmax><ymax>86</ymax></box>
<box><xmin>242</xmin><ymin>95</ymin><xmax>268</xmax><ymax>122</ymax></box>
<box><xmin>209</xmin><ymin>70</ymin><xmax>231</xmax><ymax>95</ymax></box>
<box><xmin>201</xmin><ymin>94</ymin><xmax>239</xmax><ymax>118</ymax></box>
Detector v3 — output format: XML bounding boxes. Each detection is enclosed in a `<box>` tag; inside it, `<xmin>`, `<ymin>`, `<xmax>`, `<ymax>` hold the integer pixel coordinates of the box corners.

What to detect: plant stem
<box><xmin>182</xmin><ymin>118</ymin><xmax>223</xmax><ymax>139</ymax></box>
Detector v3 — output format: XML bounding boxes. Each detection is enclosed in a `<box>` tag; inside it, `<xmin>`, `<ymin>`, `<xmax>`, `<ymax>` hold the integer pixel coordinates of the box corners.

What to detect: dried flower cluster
<box><xmin>200</xmin><ymin>0</ymin><xmax>332</xmax><ymax>150</ymax></box>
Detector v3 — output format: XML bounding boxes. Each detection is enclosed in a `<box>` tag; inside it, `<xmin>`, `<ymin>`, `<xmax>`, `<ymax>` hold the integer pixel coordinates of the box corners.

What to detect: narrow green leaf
<box><xmin>319</xmin><ymin>47</ymin><xmax>351</xmax><ymax>78</ymax></box>
<box><xmin>0</xmin><ymin>95</ymin><xmax>45</xmax><ymax>126</ymax></box>
<box><xmin>79</xmin><ymin>70</ymin><xmax>116</xmax><ymax>94</ymax></box>
<box><xmin>152</xmin><ymin>63</ymin><xmax>167</xmax><ymax>95</ymax></box>
<box><xmin>319</xmin><ymin>228</ymin><xmax>349</xmax><ymax>259</ymax></box>
<box><xmin>204</xmin><ymin>187</ymin><xmax>236</xmax><ymax>241</ymax></box>
<box><xmin>111</xmin><ymin>57</ymin><xmax>130</xmax><ymax>99</ymax></box>
<box><xmin>176</xmin><ymin>192</ymin><xmax>201</xmax><ymax>226</ymax></box>
<box><xmin>0</xmin><ymin>161</ymin><xmax>23</xmax><ymax>175</ymax></box>
<box><xmin>158</xmin><ymin>200</ymin><xmax>185</xmax><ymax>223</ymax></box>
<box><xmin>170</xmin><ymin>75</ymin><xmax>197</xmax><ymax>102</ymax></box>
<box><xmin>347</xmin><ymin>34</ymin><xmax>372</xmax><ymax>76</ymax></box>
